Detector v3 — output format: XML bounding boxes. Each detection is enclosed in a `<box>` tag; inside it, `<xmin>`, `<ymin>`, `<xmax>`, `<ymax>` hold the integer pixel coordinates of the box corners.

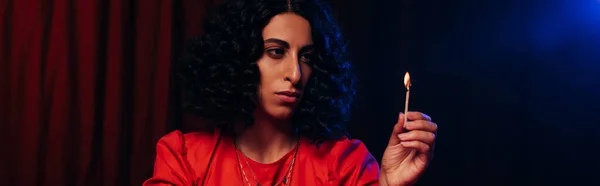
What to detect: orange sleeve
<box><xmin>143</xmin><ymin>130</ymin><xmax>196</xmax><ymax>186</ymax></box>
<box><xmin>330</xmin><ymin>138</ymin><xmax>381</xmax><ymax>185</ymax></box>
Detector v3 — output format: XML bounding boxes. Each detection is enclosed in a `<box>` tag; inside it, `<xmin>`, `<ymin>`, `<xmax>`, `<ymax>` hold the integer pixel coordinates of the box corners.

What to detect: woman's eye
<box><xmin>300</xmin><ymin>53</ymin><xmax>313</xmax><ymax>63</ymax></box>
<box><xmin>266</xmin><ymin>48</ymin><xmax>285</xmax><ymax>58</ymax></box>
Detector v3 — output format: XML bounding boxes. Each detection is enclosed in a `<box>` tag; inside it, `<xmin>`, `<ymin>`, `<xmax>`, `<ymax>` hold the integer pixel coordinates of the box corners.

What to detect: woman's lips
<box><xmin>275</xmin><ymin>91</ymin><xmax>300</xmax><ymax>103</ymax></box>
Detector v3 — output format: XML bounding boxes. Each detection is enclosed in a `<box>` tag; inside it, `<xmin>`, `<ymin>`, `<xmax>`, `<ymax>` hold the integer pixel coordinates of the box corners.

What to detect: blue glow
<box><xmin>527</xmin><ymin>1</ymin><xmax>600</xmax><ymax>94</ymax></box>
<box><xmin>530</xmin><ymin>1</ymin><xmax>600</xmax><ymax>51</ymax></box>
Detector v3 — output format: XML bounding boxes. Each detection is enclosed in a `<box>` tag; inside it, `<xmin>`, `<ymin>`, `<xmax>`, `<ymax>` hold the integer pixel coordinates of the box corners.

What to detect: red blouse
<box><xmin>143</xmin><ymin>129</ymin><xmax>380</xmax><ymax>185</ymax></box>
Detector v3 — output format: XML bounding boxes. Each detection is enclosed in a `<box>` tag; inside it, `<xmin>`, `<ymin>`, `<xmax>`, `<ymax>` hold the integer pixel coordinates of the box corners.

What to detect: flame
<box><xmin>404</xmin><ymin>72</ymin><xmax>411</xmax><ymax>90</ymax></box>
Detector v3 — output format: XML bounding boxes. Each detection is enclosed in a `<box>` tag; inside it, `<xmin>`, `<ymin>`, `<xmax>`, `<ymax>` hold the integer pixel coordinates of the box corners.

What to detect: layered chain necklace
<box><xmin>233</xmin><ymin>137</ymin><xmax>300</xmax><ymax>186</ymax></box>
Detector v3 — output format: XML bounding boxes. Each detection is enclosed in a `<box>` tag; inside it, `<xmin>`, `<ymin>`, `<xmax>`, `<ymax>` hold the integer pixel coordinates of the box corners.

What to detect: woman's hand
<box><xmin>380</xmin><ymin>112</ymin><xmax>438</xmax><ymax>186</ymax></box>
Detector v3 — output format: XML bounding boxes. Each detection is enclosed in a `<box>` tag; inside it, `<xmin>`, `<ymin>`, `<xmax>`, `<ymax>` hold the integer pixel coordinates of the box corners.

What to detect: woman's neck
<box><xmin>234</xmin><ymin>111</ymin><xmax>298</xmax><ymax>164</ymax></box>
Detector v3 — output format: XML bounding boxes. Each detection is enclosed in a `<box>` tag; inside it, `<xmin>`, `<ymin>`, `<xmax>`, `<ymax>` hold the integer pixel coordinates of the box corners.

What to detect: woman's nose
<box><xmin>284</xmin><ymin>56</ymin><xmax>302</xmax><ymax>85</ymax></box>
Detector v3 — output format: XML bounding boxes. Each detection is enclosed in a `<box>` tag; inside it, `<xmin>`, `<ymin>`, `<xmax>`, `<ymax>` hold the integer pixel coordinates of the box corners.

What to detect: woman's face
<box><xmin>256</xmin><ymin>13</ymin><xmax>314</xmax><ymax>120</ymax></box>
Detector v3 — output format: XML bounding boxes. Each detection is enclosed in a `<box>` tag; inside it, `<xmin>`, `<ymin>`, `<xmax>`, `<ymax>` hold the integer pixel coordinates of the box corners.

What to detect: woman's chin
<box><xmin>264</xmin><ymin>108</ymin><xmax>294</xmax><ymax>120</ymax></box>
<box><xmin>269</xmin><ymin>112</ymin><xmax>293</xmax><ymax>120</ymax></box>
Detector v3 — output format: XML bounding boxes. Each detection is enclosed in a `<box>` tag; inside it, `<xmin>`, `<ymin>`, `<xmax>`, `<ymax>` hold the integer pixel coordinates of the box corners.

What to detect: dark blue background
<box><xmin>335</xmin><ymin>0</ymin><xmax>600</xmax><ymax>185</ymax></box>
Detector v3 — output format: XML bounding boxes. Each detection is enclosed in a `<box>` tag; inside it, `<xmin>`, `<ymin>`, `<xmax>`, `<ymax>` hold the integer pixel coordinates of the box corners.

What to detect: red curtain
<box><xmin>0</xmin><ymin>0</ymin><xmax>222</xmax><ymax>185</ymax></box>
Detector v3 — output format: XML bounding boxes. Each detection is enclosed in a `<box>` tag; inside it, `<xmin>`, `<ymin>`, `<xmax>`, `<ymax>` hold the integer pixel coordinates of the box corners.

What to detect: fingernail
<box><xmin>398</xmin><ymin>133</ymin><xmax>407</xmax><ymax>140</ymax></box>
<box><xmin>423</xmin><ymin>113</ymin><xmax>431</xmax><ymax>121</ymax></box>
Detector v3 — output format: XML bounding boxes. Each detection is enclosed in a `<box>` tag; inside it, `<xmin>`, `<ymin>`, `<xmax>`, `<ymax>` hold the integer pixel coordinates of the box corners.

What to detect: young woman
<box><xmin>144</xmin><ymin>0</ymin><xmax>438</xmax><ymax>185</ymax></box>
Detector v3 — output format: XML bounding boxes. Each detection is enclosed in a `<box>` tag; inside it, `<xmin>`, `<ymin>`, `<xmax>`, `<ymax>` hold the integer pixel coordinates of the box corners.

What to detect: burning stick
<box><xmin>403</xmin><ymin>72</ymin><xmax>411</xmax><ymax>128</ymax></box>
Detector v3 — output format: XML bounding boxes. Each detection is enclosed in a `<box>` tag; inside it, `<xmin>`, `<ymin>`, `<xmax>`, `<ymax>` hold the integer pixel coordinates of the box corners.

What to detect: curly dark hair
<box><xmin>177</xmin><ymin>0</ymin><xmax>355</xmax><ymax>144</ymax></box>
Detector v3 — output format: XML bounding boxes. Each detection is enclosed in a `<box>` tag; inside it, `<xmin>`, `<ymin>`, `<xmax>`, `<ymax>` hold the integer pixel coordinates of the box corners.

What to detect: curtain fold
<box><xmin>1</xmin><ymin>0</ymin><xmax>194</xmax><ymax>185</ymax></box>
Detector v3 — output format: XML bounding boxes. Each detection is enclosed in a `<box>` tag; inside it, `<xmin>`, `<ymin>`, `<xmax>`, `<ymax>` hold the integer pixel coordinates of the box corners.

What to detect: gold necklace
<box><xmin>234</xmin><ymin>138</ymin><xmax>299</xmax><ymax>186</ymax></box>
